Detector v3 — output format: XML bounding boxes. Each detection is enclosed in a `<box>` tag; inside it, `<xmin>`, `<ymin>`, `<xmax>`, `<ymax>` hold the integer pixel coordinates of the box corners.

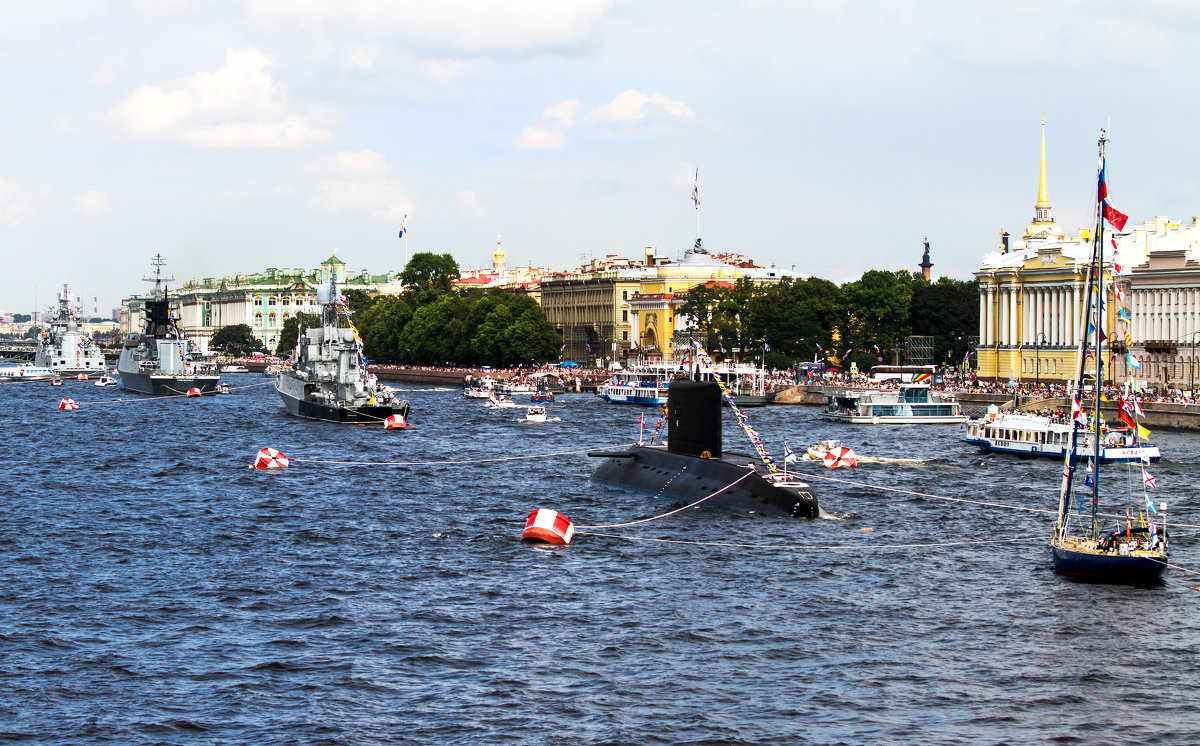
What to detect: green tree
<box><xmin>401</xmin><ymin>252</ymin><xmax>459</xmax><ymax>303</ymax></box>
<box><xmin>356</xmin><ymin>295</ymin><xmax>414</xmax><ymax>362</ymax></box>
<box><xmin>342</xmin><ymin>289</ymin><xmax>376</xmax><ymax>314</ymax></box>
<box><xmin>13</xmin><ymin>313</ymin><xmax>30</xmax><ymax>323</ymax></box>
<box><xmin>210</xmin><ymin>323</ymin><xmax>265</xmax><ymax>357</ymax></box>
<box><xmin>750</xmin><ymin>277</ymin><xmax>843</xmax><ymax>367</ymax></box>
<box><xmin>275</xmin><ymin>311</ymin><xmax>321</xmax><ymax>357</ymax></box>
<box><xmin>398</xmin><ymin>294</ymin><xmax>469</xmax><ymax>364</ymax></box>
<box><xmin>840</xmin><ymin>270</ymin><xmax>913</xmax><ymax>370</ymax></box>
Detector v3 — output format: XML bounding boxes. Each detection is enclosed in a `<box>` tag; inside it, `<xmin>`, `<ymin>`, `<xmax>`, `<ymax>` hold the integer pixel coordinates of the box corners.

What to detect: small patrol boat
<box><xmin>35</xmin><ymin>283</ymin><xmax>108</xmax><ymax>376</ymax></box>
<box><xmin>275</xmin><ymin>277</ymin><xmax>410</xmax><ymax>424</ymax></box>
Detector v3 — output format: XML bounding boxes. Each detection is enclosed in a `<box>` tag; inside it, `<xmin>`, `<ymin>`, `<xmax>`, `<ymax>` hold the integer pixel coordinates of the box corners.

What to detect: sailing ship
<box><xmin>117</xmin><ymin>255</ymin><xmax>220</xmax><ymax>395</ymax></box>
<box><xmin>34</xmin><ymin>283</ymin><xmax>107</xmax><ymax>375</ymax></box>
<box><xmin>1051</xmin><ymin>132</ymin><xmax>1168</xmax><ymax>583</ymax></box>
<box><xmin>275</xmin><ymin>277</ymin><xmax>410</xmax><ymax>423</ymax></box>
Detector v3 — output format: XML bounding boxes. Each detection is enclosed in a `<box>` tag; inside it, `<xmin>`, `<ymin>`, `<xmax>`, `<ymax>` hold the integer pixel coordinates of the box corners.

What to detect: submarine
<box><xmin>588</xmin><ymin>378</ymin><xmax>820</xmax><ymax>518</ymax></box>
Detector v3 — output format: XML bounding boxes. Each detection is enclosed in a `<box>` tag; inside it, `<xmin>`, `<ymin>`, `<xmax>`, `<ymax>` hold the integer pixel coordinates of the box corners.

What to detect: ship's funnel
<box><xmin>667</xmin><ymin>380</ymin><xmax>722</xmax><ymax>458</ymax></box>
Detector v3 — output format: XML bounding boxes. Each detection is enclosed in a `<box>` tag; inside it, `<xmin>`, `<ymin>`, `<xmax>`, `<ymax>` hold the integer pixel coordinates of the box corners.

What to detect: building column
<box><xmin>979</xmin><ymin>290</ymin><xmax>988</xmax><ymax>346</ymax></box>
<box><xmin>1009</xmin><ymin>286</ymin><xmax>1019</xmax><ymax>346</ymax></box>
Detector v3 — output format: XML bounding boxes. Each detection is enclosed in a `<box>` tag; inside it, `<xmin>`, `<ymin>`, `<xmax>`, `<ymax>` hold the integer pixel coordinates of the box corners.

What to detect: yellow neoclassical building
<box><xmin>976</xmin><ymin>120</ymin><xmax>1120</xmax><ymax>383</ymax></box>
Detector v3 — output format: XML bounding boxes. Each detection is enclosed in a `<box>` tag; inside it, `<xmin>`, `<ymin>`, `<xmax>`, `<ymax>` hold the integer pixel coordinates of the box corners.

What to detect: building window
<box><xmin>268</xmin><ymin>296</ymin><xmax>278</xmax><ymax>306</ymax></box>
<box><xmin>254</xmin><ymin>312</ymin><xmax>263</xmax><ymax>327</ymax></box>
<box><xmin>282</xmin><ymin>296</ymin><xmax>291</xmax><ymax>306</ymax></box>
<box><xmin>623</xmin><ymin>331</ymin><xmax>628</xmax><ymax>341</ymax></box>
<box><xmin>622</xmin><ymin>310</ymin><xmax>628</xmax><ymax>322</ymax></box>
<box><xmin>254</xmin><ymin>296</ymin><xmax>263</xmax><ymax>306</ymax></box>
<box><xmin>622</xmin><ymin>291</ymin><xmax>628</xmax><ymax>300</ymax></box>
<box><xmin>268</xmin><ymin>312</ymin><xmax>277</xmax><ymax>327</ymax></box>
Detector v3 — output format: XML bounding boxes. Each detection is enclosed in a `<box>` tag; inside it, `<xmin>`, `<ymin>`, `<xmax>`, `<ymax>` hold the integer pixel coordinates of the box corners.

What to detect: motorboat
<box><xmin>819</xmin><ymin>384</ymin><xmax>966</xmax><ymax>424</ymax></box>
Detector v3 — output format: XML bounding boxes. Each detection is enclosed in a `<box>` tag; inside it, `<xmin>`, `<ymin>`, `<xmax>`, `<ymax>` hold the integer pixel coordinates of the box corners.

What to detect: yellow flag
<box><xmin>1136</xmin><ymin>423</ymin><xmax>1152</xmax><ymax>441</ymax></box>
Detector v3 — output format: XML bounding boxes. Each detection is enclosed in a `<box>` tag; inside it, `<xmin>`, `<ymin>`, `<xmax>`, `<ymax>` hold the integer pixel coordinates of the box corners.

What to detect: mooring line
<box><xmin>574</xmin><ymin>532</ymin><xmax>1043</xmax><ymax>551</ymax></box>
<box><xmin>575</xmin><ymin>471</ymin><xmax>757</xmax><ymax>530</ymax></box>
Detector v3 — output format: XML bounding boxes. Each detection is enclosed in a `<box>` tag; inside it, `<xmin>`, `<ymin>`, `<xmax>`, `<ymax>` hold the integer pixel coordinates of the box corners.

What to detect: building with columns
<box><xmin>977</xmin><ymin>120</ymin><xmax>1200</xmax><ymax>387</ymax></box>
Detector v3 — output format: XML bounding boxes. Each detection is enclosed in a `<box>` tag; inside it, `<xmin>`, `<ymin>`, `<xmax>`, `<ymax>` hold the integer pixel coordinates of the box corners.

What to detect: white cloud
<box><xmin>513</xmin><ymin>125</ymin><xmax>566</xmax><ymax>150</ymax></box>
<box><xmin>76</xmin><ymin>190</ymin><xmax>109</xmax><ymax>216</ymax></box>
<box><xmin>542</xmin><ymin>99</ymin><xmax>580</xmax><ymax>127</ymax></box>
<box><xmin>514</xmin><ymin>89</ymin><xmax>694</xmax><ymax>150</ymax></box>
<box><xmin>592</xmin><ymin>89</ymin><xmax>695</xmax><ymax>122</ymax></box>
<box><xmin>245</xmin><ymin>0</ymin><xmax>615</xmax><ymax>57</ymax></box>
<box><xmin>0</xmin><ymin>177</ymin><xmax>52</xmax><ymax>225</ymax></box>
<box><xmin>305</xmin><ymin>150</ymin><xmax>410</xmax><ymax>222</ymax></box>
<box><xmin>343</xmin><ymin>46</ymin><xmax>379</xmax><ymax>71</ymax></box>
<box><xmin>100</xmin><ymin>48</ymin><xmax>331</xmax><ymax>148</ymax></box>
<box><xmin>457</xmin><ymin>189</ymin><xmax>485</xmax><ymax>218</ymax></box>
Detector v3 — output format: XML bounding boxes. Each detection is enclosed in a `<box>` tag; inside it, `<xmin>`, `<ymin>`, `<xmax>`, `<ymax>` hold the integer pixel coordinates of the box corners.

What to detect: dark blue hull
<box><xmin>1052</xmin><ymin>544</ymin><xmax>1166</xmax><ymax>585</ymax></box>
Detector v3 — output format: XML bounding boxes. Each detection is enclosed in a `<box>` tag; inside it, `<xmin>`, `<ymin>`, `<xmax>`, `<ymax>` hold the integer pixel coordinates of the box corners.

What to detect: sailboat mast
<box><xmin>1055</xmin><ymin>132</ymin><xmax>1107</xmax><ymax>541</ymax></box>
<box><xmin>1089</xmin><ymin>133</ymin><xmax>1109</xmax><ymax>540</ymax></box>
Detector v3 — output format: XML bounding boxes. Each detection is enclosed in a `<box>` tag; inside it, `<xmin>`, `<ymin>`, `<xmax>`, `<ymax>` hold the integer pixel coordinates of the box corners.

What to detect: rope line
<box><xmin>575</xmin><ymin>471</ymin><xmax>757</xmax><ymax>530</ymax></box>
<box><xmin>575</xmin><ymin>532</ymin><xmax>1043</xmax><ymax>551</ymax></box>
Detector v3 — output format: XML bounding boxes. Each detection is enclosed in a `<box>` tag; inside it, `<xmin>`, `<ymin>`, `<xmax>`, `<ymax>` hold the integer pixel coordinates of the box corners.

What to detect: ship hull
<box><xmin>276</xmin><ymin>375</ymin><xmax>409</xmax><ymax>424</ymax></box>
<box><xmin>1052</xmin><ymin>544</ymin><xmax>1166</xmax><ymax>584</ymax></box>
<box><xmin>117</xmin><ymin>369</ymin><xmax>220</xmax><ymax>395</ymax></box>
<box><xmin>589</xmin><ymin>444</ymin><xmax>819</xmax><ymax>518</ymax></box>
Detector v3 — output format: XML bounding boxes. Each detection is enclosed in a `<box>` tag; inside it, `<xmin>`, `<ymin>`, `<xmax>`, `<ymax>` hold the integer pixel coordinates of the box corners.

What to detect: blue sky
<box><xmin>2</xmin><ymin>1</ymin><xmax>1199</xmax><ymax>315</ymax></box>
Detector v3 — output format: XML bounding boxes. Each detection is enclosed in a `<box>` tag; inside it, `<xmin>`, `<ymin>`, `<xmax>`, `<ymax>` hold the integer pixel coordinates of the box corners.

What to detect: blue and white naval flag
<box><xmin>398</xmin><ymin>214</ymin><xmax>407</xmax><ymax>238</ymax></box>
<box><xmin>783</xmin><ymin>445</ymin><xmax>798</xmax><ymax>464</ymax></box>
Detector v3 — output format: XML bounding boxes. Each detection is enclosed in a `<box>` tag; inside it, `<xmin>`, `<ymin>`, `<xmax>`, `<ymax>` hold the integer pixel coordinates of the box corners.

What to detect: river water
<box><xmin>2</xmin><ymin>374</ymin><xmax>1199</xmax><ymax>744</ymax></box>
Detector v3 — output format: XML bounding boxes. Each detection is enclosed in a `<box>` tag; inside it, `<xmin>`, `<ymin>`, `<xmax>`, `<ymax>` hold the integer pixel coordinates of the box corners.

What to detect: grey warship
<box><xmin>589</xmin><ymin>379</ymin><xmax>819</xmax><ymax>518</ymax></box>
<box><xmin>34</xmin><ymin>283</ymin><xmax>107</xmax><ymax>375</ymax></box>
<box><xmin>275</xmin><ymin>278</ymin><xmax>410</xmax><ymax>424</ymax></box>
<box><xmin>117</xmin><ymin>255</ymin><xmax>220</xmax><ymax>395</ymax></box>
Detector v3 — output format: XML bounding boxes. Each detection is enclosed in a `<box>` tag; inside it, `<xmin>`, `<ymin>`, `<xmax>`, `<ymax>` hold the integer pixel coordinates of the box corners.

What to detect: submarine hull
<box><xmin>589</xmin><ymin>444</ymin><xmax>819</xmax><ymax>518</ymax></box>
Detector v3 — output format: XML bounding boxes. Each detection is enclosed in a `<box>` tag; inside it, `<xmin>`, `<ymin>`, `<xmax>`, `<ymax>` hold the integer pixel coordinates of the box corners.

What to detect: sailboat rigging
<box><xmin>1050</xmin><ymin>130</ymin><xmax>1168</xmax><ymax>583</ymax></box>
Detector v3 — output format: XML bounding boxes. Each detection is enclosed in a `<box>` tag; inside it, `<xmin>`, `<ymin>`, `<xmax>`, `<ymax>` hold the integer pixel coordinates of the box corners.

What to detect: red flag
<box><xmin>1104</xmin><ymin>202</ymin><xmax>1129</xmax><ymax>231</ymax></box>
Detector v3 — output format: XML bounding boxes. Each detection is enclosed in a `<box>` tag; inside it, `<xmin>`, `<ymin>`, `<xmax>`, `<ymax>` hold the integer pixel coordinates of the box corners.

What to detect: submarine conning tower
<box><xmin>667</xmin><ymin>380</ymin><xmax>722</xmax><ymax>458</ymax></box>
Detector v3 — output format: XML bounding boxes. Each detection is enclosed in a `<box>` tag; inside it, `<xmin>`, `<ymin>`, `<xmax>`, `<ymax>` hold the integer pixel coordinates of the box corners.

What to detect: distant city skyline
<box><xmin>2</xmin><ymin>2</ymin><xmax>1199</xmax><ymax>314</ymax></box>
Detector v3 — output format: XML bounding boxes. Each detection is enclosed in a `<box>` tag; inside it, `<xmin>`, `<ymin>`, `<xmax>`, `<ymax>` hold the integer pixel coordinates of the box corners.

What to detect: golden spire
<box><xmin>1035</xmin><ymin>111</ymin><xmax>1051</xmax><ymax>210</ymax></box>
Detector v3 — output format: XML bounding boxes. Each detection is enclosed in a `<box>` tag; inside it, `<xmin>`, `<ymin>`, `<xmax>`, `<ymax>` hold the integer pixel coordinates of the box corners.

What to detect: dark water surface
<box><xmin>3</xmin><ymin>374</ymin><xmax>1200</xmax><ymax>744</ymax></box>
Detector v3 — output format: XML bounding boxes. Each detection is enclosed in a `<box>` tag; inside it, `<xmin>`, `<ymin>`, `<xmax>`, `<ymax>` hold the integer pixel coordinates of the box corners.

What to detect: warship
<box><xmin>275</xmin><ymin>278</ymin><xmax>410</xmax><ymax>423</ymax></box>
<box><xmin>589</xmin><ymin>379</ymin><xmax>820</xmax><ymax>518</ymax></box>
<box><xmin>34</xmin><ymin>283</ymin><xmax>107</xmax><ymax>375</ymax></box>
<box><xmin>117</xmin><ymin>255</ymin><xmax>220</xmax><ymax>395</ymax></box>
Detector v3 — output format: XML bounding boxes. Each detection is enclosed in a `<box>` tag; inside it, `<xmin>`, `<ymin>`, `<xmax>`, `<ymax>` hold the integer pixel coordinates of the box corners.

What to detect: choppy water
<box><xmin>3</xmin><ymin>374</ymin><xmax>1200</xmax><ymax>744</ymax></box>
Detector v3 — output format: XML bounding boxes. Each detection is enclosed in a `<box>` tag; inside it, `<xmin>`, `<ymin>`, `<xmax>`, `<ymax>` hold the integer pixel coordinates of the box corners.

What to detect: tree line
<box><xmin>677</xmin><ymin>270</ymin><xmax>978</xmax><ymax>372</ymax></box>
<box><xmin>206</xmin><ymin>254</ymin><xmax>978</xmax><ymax>372</ymax></box>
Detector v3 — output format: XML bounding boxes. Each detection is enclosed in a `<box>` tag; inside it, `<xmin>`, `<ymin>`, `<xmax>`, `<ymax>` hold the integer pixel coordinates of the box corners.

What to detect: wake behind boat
<box><xmin>275</xmin><ymin>277</ymin><xmax>410</xmax><ymax>424</ymax></box>
<box><xmin>117</xmin><ymin>255</ymin><xmax>219</xmax><ymax>396</ymax></box>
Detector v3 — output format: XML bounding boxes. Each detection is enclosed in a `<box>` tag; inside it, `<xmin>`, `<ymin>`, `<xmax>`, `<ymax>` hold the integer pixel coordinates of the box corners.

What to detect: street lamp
<box><xmin>1035</xmin><ymin>332</ymin><xmax>1047</xmax><ymax>391</ymax></box>
<box><xmin>1190</xmin><ymin>331</ymin><xmax>1200</xmax><ymax>397</ymax></box>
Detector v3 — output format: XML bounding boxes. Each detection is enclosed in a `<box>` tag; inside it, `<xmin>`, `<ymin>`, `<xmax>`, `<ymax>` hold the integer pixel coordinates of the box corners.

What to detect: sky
<box><xmin>3</xmin><ymin>0</ymin><xmax>1200</xmax><ymax>316</ymax></box>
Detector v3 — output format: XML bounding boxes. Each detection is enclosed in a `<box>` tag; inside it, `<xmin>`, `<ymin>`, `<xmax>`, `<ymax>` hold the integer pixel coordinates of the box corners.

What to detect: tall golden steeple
<box><xmin>1024</xmin><ymin>112</ymin><xmax>1065</xmax><ymax>240</ymax></box>
<box><xmin>1035</xmin><ymin>112</ymin><xmax>1051</xmax><ymax>210</ymax></box>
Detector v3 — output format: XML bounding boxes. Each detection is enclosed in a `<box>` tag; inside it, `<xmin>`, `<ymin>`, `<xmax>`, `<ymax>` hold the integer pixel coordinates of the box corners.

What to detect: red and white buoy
<box><xmin>823</xmin><ymin>446</ymin><xmax>857</xmax><ymax>469</ymax></box>
<box><xmin>186</xmin><ymin>387</ymin><xmax>202</xmax><ymax>397</ymax></box>
<box><xmin>76</xmin><ymin>373</ymin><xmax>88</xmax><ymax>381</ymax></box>
<box><xmin>58</xmin><ymin>398</ymin><xmax>79</xmax><ymax>411</ymax></box>
<box><xmin>521</xmin><ymin>508</ymin><xmax>574</xmax><ymax>545</ymax></box>
<box><xmin>383</xmin><ymin>414</ymin><xmax>407</xmax><ymax>430</ymax></box>
<box><xmin>252</xmin><ymin>447</ymin><xmax>289</xmax><ymax>469</ymax></box>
